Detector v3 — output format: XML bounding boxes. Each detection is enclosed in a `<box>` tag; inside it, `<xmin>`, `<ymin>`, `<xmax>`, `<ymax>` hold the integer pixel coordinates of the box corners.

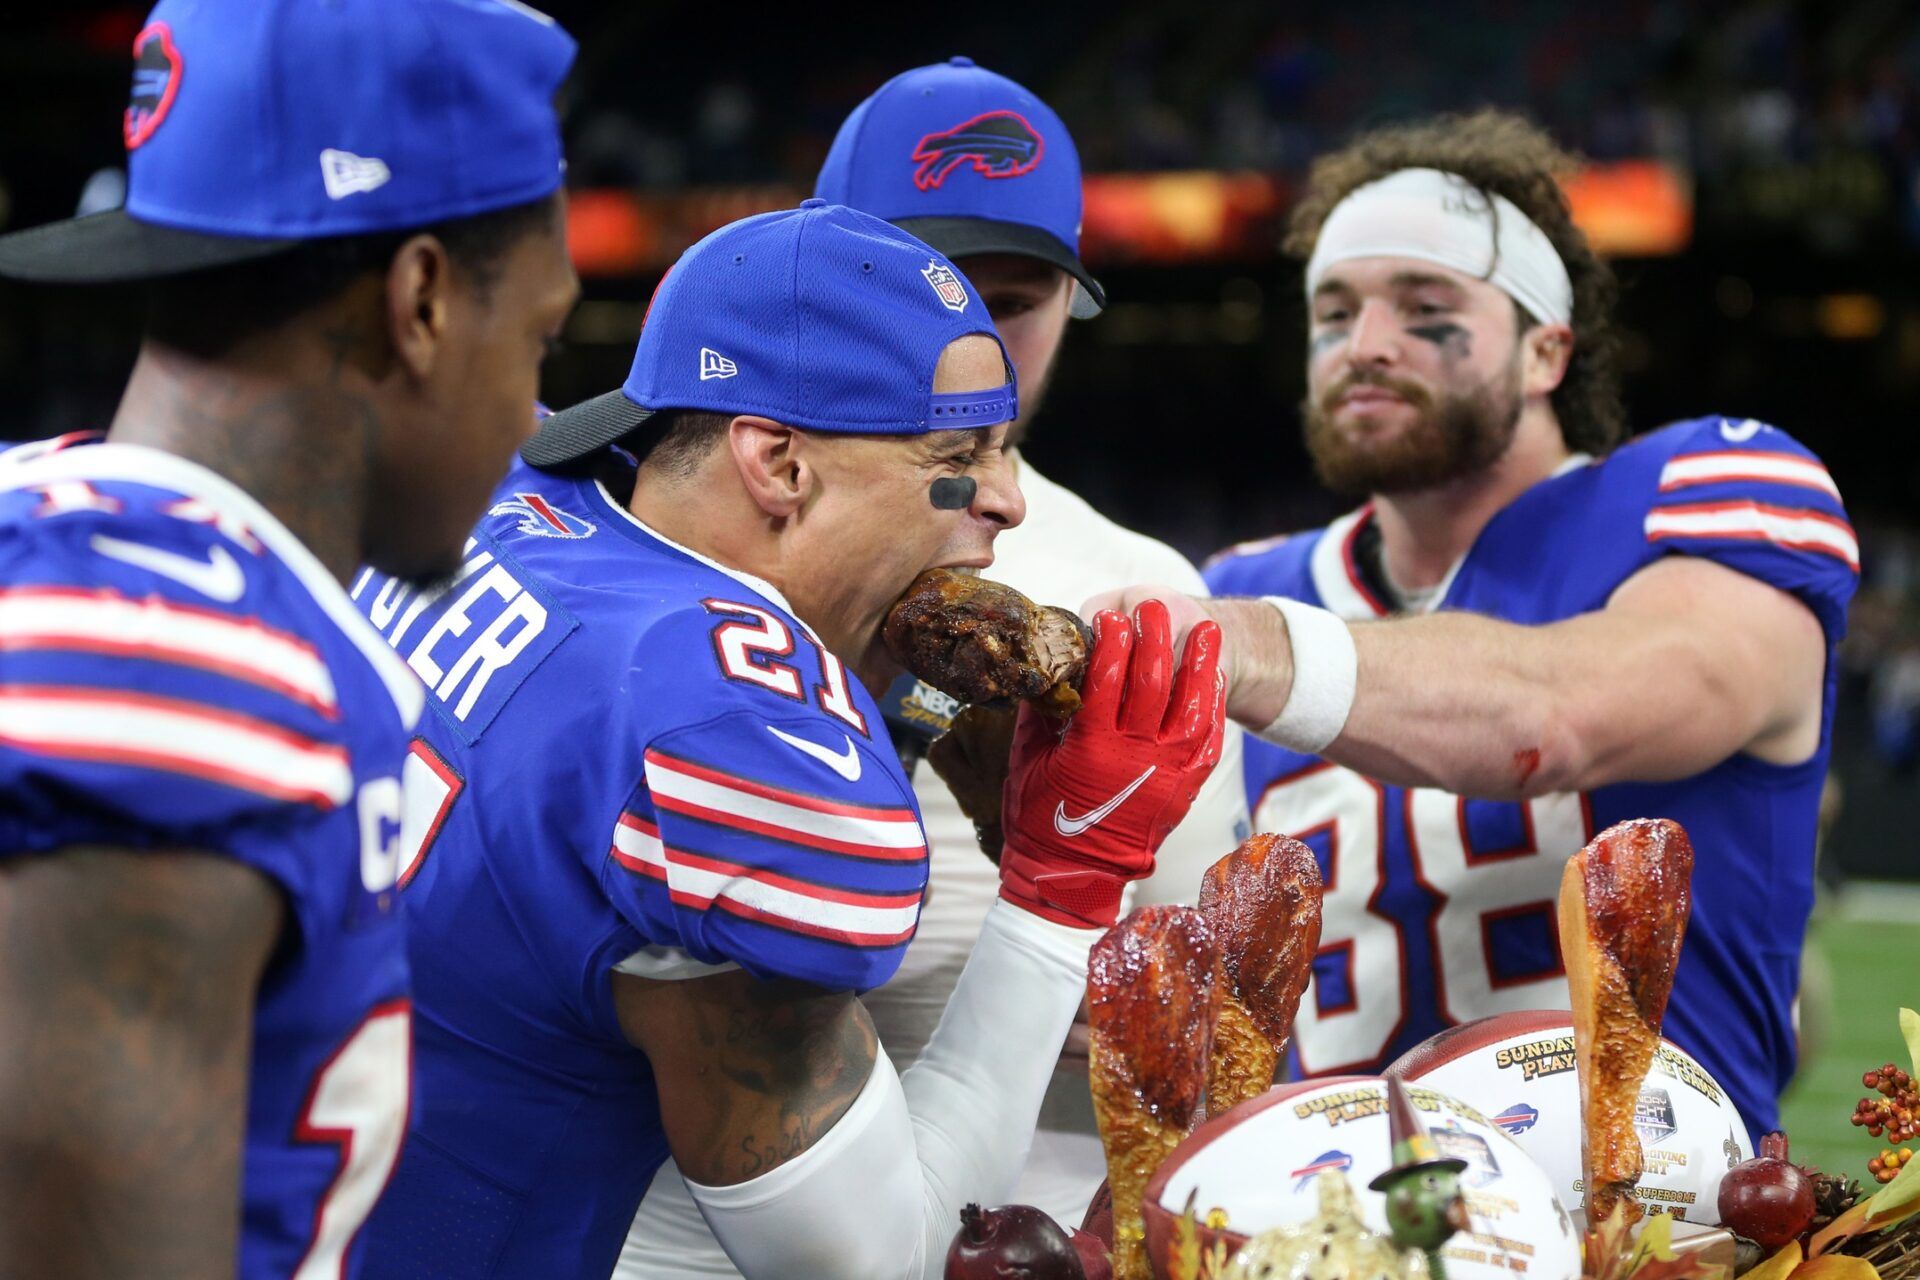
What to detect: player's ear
<box><xmin>386</xmin><ymin>234</ymin><xmax>454</xmax><ymax>382</ymax></box>
<box><xmin>728</xmin><ymin>415</ymin><xmax>805</xmax><ymax>518</ymax></box>
<box><xmin>1521</xmin><ymin>322</ymin><xmax>1574</xmax><ymax>398</ymax></box>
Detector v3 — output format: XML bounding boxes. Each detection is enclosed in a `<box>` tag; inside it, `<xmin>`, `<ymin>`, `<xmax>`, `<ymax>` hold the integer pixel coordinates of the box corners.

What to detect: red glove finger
<box><xmin>1005</xmin><ymin>698</ymin><xmax>1059</xmax><ymax>782</ymax></box>
<box><xmin>1163</xmin><ymin>620</ymin><xmax>1224</xmax><ymax>744</ymax></box>
<box><xmin>1077</xmin><ymin>609</ymin><xmax>1133</xmax><ymax>735</ymax></box>
<box><xmin>1118</xmin><ymin>599</ymin><xmax>1174</xmax><ymax>739</ymax></box>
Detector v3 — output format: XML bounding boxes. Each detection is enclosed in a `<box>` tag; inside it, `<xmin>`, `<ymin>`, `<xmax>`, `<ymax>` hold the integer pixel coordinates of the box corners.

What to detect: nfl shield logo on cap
<box><xmin>921</xmin><ymin>261</ymin><xmax>969</xmax><ymax>313</ymax></box>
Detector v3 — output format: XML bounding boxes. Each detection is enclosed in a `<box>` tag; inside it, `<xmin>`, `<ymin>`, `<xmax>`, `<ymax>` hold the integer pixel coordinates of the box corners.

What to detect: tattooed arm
<box><xmin>614</xmin><ymin>900</ymin><xmax>1094</xmax><ymax>1280</ymax></box>
<box><xmin>0</xmin><ymin>846</ymin><xmax>283</xmax><ymax>1280</ymax></box>
<box><xmin>613</xmin><ymin>969</ymin><xmax>878</xmax><ymax>1186</ymax></box>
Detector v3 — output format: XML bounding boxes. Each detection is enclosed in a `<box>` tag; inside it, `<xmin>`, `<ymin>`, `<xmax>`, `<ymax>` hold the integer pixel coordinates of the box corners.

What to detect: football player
<box><xmin>0</xmin><ymin>2</ymin><xmax>578</xmax><ymax>1278</ymax></box>
<box><xmin>352</xmin><ymin>201</ymin><xmax>1225</xmax><ymax>1279</ymax></box>
<box><xmin>625</xmin><ymin>58</ymin><xmax>1251</xmax><ymax>1277</ymax></box>
<box><xmin>1091</xmin><ymin>110</ymin><xmax>1854</xmax><ymax>1138</ymax></box>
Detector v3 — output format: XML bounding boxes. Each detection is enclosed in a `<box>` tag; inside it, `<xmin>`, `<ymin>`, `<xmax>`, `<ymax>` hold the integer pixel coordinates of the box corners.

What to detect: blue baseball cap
<box><xmin>0</xmin><ymin>0</ymin><xmax>576</xmax><ymax>283</ymax></box>
<box><xmin>523</xmin><ymin>199</ymin><xmax>1018</xmax><ymax>468</ymax></box>
<box><xmin>815</xmin><ymin>56</ymin><xmax>1104</xmax><ymax>318</ymax></box>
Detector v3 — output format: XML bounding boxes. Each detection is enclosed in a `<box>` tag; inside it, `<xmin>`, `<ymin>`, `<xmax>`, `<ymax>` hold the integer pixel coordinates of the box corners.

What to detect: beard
<box><xmin>1302</xmin><ymin>359</ymin><xmax>1524</xmax><ymax>497</ymax></box>
<box><xmin>1002</xmin><ymin>345</ymin><xmax>1062</xmax><ymax>451</ymax></box>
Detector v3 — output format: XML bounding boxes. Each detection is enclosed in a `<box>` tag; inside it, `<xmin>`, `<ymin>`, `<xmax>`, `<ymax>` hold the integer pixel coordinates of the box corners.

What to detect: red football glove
<box><xmin>998</xmin><ymin>600</ymin><xmax>1227</xmax><ymax>928</ymax></box>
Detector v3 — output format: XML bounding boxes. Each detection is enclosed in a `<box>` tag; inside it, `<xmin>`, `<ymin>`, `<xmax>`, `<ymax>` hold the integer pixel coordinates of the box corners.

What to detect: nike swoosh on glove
<box><xmin>998</xmin><ymin>600</ymin><xmax>1227</xmax><ymax>928</ymax></box>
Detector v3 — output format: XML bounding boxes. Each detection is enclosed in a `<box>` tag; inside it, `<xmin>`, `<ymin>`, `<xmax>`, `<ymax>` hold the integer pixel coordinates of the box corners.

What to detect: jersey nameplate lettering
<box><xmin>354</xmin><ymin>538</ymin><xmax>575</xmax><ymax>742</ymax></box>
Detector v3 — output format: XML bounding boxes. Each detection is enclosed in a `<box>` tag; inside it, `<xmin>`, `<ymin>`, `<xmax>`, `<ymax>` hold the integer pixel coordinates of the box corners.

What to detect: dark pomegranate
<box><xmin>945</xmin><ymin>1202</ymin><xmax>1087</xmax><ymax>1280</ymax></box>
<box><xmin>1718</xmin><ymin>1131</ymin><xmax>1817</xmax><ymax>1250</ymax></box>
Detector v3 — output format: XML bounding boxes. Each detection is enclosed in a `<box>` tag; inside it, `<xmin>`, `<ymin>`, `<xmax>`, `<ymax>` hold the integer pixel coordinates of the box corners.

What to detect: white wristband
<box><xmin>1257</xmin><ymin>597</ymin><xmax>1357</xmax><ymax>753</ymax></box>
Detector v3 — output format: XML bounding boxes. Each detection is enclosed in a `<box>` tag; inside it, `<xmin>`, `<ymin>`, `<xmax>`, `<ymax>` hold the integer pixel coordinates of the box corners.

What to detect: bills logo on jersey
<box><xmin>489</xmin><ymin>492</ymin><xmax>595</xmax><ymax>539</ymax></box>
<box><xmin>921</xmin><ymin>261</ymin><xmax>969</xmax><ymax>313</ymax></box>
<box><xmin>125</xmin><ymin>21</ymin><xmax>183</xmax><ymax>149</ymax></box>
<box><xmin>911</xmin><ymin>110</ymin><xmax>1044</xmax><ymax>190</ymax></box>
<box><xmin>1430</xmin><ymin>1120</ymin><xmax>1502</xmax><ymax>1187</ymax></box>
<box><xmin>1492</xmin><ymin>1103</ymin><xmax>1540</xmax><ymax>1136</ymax></box>
<box><xmin>1290</xmin><ymin>1149</ymin><xmax>1352</xmax><ymax>1192</ymax></box>
<box><xmin>1634</xmin><ymin>1088</ymin><xmax>1680</xmax><ymax>1145</ymax></box>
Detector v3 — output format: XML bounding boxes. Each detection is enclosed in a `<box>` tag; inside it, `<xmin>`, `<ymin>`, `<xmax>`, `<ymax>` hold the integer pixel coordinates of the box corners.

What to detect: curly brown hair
<box><xmin>1284</xmin><ymin>109</ymin><xmax>1627</xmax><ymax>456</ymax></box>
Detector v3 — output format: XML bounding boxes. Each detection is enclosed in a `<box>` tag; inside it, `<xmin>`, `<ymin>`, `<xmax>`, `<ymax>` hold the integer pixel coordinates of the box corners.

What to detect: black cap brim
<box><xmin>522</xmin><ymin>387</ymin><xmax>657</xmax><ymax>469</ymax></box>
<box><xmin>0</xmin><ymin>209</ymin><xmax>296</xmax><ymax>284</ymax></box>
<box><xmin>891</xmin><ymin>216</ymin><xmax>1105</xmax><ymax>318</ymax></box>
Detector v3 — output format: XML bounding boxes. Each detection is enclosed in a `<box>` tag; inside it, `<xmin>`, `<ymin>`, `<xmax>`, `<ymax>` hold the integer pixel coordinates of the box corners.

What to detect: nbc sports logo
<box><xmin>699</xmin><ymin>347</ymin><xmax>738</xmax><ymax>380</ymax></box>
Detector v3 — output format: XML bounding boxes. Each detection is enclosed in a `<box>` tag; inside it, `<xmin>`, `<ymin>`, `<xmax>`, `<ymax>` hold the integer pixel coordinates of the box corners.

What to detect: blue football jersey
<box><xmin>0</xmin><ymin>436</ymin><xmax>422</xmax><ymax>1279</ymax></box>
<box><xmin>354</xmin><ymin>456</ymin><xmax>928</xmax><ymax>1280</ymax></box>
<box><xmin>1205</xmin><ymin>418</ymin><xmax>1856</xmax><ymax>1139</ymax></box>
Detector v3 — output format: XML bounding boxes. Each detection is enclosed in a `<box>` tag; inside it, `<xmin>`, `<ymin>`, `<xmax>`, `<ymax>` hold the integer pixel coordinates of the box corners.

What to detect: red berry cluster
<box><xmin>1869</xmin><ymin>1148</ymin><xmax>1913</xmax><ymax>1185</ymax></box>
<box><xmin>1852</xmin><ymin>1064</ymin><xmax>1920</xmax><ymax>1144</ymax></box>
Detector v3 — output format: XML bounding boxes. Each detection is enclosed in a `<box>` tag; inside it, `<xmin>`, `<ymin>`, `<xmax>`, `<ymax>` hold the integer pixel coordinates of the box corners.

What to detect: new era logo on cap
<box><xmin>320</xmin><ymin>149</ymin><xmax>391</xmax><ymax>200</ymax></box>
<box><xmin>921</xmin><ymin>261</ymin><xmax>968</xmax><ymax>313</ymax></box>
<box><xmin>699</xmin><ymin>347</ymin><xmax>738</xmax><ymax>380</ymax></box>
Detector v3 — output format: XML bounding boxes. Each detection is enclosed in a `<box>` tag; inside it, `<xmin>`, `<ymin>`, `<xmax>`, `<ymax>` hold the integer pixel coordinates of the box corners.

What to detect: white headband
<box><xmin>1303</xmin><ymin>167</ymin><xmax>1573</xmax><ymax>327</ymax></box>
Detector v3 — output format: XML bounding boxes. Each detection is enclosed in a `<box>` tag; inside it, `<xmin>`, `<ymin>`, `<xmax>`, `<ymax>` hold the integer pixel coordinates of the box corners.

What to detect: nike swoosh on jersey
<box><xmin>91</xmin><ymin>535</ymin><xmax>246</xmax><ymax>603</ymax></box>
<box><xmin>1053</xmin><ymin>765</ymin><xmax>1157</xmax><ymax>837</ymax></box>
<box><xmin>766</xmin><ymin>725</ymin><xmax>862</xmax><ymax>782</ymax></box>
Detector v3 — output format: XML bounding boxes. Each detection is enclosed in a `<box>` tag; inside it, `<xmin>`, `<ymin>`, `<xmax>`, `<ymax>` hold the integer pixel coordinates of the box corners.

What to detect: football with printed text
<box><xmin>1140</xmin><ymin>1076</ymin><xmax>1579</xmax><ymax>1280</ymax></box>
<box><xmin>1387</xmin><ymin>1010</ymin><xmax>1754</xmax><ymax>1225</ymax></box>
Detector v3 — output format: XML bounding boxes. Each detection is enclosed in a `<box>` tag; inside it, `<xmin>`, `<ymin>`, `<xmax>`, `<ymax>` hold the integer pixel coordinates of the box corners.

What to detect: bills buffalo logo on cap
<box><xmin>921</xmin><ymin>260</ymin><xmax>969</xmax><ymax>313</ymax></box>
<box><xmin>910</xmin><ymin>110</ymin><xmax>1044</xmax><ymax>191</ymax></box>
<box><xmin>1290</xmin><ymin>1149</ymin><xmax>1352</xmax><ymax>1192</ymax></box>
<box><xmin>1492</xmin><ymin>1103</ymin><xmax>1540</xmax><ymax>1136</ymax></box>
<box><xmin>124</xmin><ymin>21</ymin><xmax>183</xmax><ymax>149</ymax></box>
<box><xmin>488</xmin><ymin>493</ymin><xmax>595</xmax><ymax>539</ymax></box>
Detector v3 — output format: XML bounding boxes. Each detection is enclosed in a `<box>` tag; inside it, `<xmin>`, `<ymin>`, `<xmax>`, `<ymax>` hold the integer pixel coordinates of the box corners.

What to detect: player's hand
<box><xmin>998</xmin><ymin>601</ymin><xmax>1226</xmax><ymax>928</ymax></box>
<box><xmin>1081</xmin><ymin>585</ymin><xmax>1213</xmax><ymax>654</ymax></box>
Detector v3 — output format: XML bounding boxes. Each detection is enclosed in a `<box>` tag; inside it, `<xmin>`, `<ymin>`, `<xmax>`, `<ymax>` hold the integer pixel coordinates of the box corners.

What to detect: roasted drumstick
<box><xmin>924</xmin><ymin>702</ymin><xmax>1019</xmax><ymax>861</ymax></box>
<box><xmin>1089</xmin><ymin>906</ymin><xmax>1221</xmax><ymax>1280</ymax></box>
<box><xmin>1197</xmin><ymin>834</ymin><xmax>1324</xmax><ymax>1118</ymax></box>
<box><xmin>1558</xmin><ymin>818</ymin><xmax>1694</xmax><ymax>1229</ymax></box>
<box><xmin>883</xmin><ymin>568</ymin><xmax>1090</xmax><ymax>717</ymax></box>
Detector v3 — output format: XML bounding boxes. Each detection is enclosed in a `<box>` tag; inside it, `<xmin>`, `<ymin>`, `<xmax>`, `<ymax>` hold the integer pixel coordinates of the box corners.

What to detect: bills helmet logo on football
<box><xmin>910</xmin><ymin>110</ymin><xmax>1044</xmax><ymax>191</ymax></box>
<box><xmin>1289</xmin><ymin>1149</ymin><xmax>1352</xmax><ymax>1192</ymax></box>
<box><xmin>1493</xmin><ymin>1103</ymin><xmax>1541</xmax><ymax>1136</ymax></box>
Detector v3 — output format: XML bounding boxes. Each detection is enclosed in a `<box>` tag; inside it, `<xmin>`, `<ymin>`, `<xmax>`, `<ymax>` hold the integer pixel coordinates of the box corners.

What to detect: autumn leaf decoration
<box><xmin>1587</xmin><ymin>1208</ymin><xmax>1729</xmax><ymax>1280</ymax></box>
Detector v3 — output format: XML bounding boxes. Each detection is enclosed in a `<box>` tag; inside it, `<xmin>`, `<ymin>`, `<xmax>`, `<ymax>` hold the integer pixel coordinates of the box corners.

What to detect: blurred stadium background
<box><xmin>0</xmin><ymin>0</ymin><xmax>1914</xmax><ymax>1177</ymax></box>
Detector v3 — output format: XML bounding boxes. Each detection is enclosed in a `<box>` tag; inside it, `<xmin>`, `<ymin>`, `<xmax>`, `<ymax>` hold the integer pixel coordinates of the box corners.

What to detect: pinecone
<box><xmin>1807</xmin><ymin>1170</ymin><xmax>1862</xmax><ymax>1232</ymax></box>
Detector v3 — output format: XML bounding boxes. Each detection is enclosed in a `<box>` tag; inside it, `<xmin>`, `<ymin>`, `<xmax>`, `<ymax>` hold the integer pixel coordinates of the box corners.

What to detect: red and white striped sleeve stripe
<box><xmin>642</xmin><ymin>750</ymin><xmax>926</xmax><ymax>861</ymax></box>
<box><xmin>0</xmin><ymin>587</ymin><xmax>338</xmax><ymax>716</ymax></box>
<box><xmin>0</xmin><ymin>684</ymin><xmax>352</xmax><ymax>808</ymax></box>
<box><xmin>1644</xmin><ymin>500</ymin><xmax>1860</xmax><ymax>572</ymax></box>
<box><xmin>611</xmin><ymin>815</ymin><xmax>920</xmax><ymax>948</ymax></box>
<box><xmin>1657</xmin><ymin>451</ymin><xmax>1841</xmax><ymax>499</ymax></box>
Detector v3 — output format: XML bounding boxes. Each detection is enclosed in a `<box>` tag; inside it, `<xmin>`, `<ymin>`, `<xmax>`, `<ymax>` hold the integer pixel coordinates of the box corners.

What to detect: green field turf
<box><xmin>1777</xmin><ymin>881</ymin><xmax>1920</xmax><ymax>1182</ymax></box>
